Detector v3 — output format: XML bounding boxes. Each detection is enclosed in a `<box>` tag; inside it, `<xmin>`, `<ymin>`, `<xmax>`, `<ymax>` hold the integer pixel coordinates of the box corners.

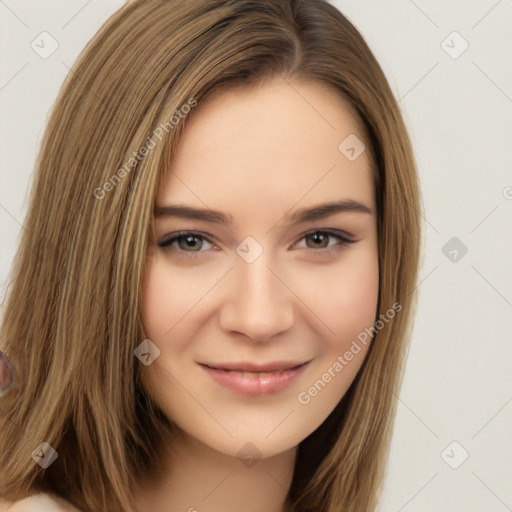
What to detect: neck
<box><xmin>133</xmin><ymin>429</ymin><xmax>297</xmax><ymax>512</ymax></box>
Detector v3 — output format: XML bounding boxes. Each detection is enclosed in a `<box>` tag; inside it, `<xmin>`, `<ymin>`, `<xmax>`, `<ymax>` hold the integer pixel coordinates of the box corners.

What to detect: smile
<box><xmin>198</xmin><ymin>361</ymin><xmax>311</xmax><ymax>396</ymax></box>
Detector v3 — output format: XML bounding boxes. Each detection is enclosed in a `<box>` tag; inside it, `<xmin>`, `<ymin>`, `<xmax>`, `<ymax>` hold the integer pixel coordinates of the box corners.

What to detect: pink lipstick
<box><xmin>199</xmin><ymin>360</ymin><xmax>310</xmax><ymax>396</ymax></box>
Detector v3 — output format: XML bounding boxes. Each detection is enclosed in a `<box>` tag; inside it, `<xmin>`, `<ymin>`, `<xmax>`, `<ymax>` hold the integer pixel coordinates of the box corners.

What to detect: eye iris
<box><xmin>306</xmin><ymin>232</ymin><xmax>329</xmax><ymax>249</ymax></box>
<box><xmin>178</xmin><ymin>235</ymin><xmax>202</xmax><ymax>251</ymax></box>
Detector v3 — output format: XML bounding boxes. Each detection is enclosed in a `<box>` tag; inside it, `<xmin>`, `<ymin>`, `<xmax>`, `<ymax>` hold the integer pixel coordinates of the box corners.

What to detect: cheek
<box><xmin>294</xmin><ymin>262</ymin><xmax>379</xmax><ymax>427</ymax></box>
<box><xmin>292</xmin><ymin>248</ymin><xmax>379</xmax><ymax>407</ymax></box>
<box><xmin>141</xmin><ymin>254</ymin><xmax>215</xmax><ymax>342</ymax></box>
<box><xmin>141</xmin><ymin>260</ymin><xmax>178</xmax><ymax>341</ymax></box>
<box><xmin>293</xmin><ymin>248</ymin><xmax>380</xmax><ymax>346</ymax></box>
<box><xmin>335</xmin><ymin>263</ymin><xmax>380</xmax><ymax>345</ymax></box>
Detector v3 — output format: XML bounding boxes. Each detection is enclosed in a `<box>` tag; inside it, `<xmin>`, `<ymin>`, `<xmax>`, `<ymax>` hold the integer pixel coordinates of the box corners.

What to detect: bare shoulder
<box><xmin>0</xmin><ymin>493</ymin><xmax>81</xmax><ymax>512</ymax></box>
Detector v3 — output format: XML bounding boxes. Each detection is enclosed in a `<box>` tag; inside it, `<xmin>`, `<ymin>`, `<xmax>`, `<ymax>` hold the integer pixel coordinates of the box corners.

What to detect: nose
<box><xmin>218</xmin><ymin>251</ymin><xmax>294</xmax><ymax>343</ymax></box>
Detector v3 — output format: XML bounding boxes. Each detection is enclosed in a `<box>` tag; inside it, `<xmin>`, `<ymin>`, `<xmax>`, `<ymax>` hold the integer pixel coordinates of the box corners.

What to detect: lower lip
<box><xmin>200</xmin><ymin>363</ymin><xmax>309</xmax><ymax>396</ymax></box>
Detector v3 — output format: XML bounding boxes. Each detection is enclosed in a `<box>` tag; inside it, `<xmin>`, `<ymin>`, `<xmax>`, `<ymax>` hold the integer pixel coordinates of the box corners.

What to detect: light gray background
<box><xmin>1</xmin><ymin>1</ymin><xmax>511</xmax><ymax>510</ymax></box>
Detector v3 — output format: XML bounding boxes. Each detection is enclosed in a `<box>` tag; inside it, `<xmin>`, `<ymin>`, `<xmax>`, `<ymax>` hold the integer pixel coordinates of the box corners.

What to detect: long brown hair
<box><xmin>0</xmin><ymin>1</ymin><xmax>423</xmax><ymax>510</ymax></box>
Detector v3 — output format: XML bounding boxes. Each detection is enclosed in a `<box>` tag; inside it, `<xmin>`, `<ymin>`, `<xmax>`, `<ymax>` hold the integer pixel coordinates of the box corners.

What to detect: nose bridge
<box><xmin>219</xmin><ymin>244</ymin><xmax>294</xmax><ymax>341</ymax></box>
<box><xmin>239</xmin><ymin>251</ymin><xmax>278</xmax><ymax>305</ymax></box>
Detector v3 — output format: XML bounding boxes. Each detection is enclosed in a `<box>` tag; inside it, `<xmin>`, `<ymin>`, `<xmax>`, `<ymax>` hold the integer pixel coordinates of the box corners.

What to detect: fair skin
<box><xmin>0</xmin><ymin>494</ymin><xmax>79</xmax><ymax>512</ymax></box>
<box><xmin>134</xmin><ymin>78</ymin><xmax>380</xmax><ymax>512</ymax></box>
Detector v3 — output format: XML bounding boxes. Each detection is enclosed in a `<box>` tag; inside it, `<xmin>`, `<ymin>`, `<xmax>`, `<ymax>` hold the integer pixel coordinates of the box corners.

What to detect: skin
<box><xmin>134</xmin><ymin>78</ymin><xmax>379</xmax><ymax>512</ymax></box>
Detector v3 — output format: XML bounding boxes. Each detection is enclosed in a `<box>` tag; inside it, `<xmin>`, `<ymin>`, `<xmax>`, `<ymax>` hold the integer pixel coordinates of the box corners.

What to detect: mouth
<box><xmin>198</xmin><ymin>360</ymin><xmax>311</xmax><ymax>396</ymax></box>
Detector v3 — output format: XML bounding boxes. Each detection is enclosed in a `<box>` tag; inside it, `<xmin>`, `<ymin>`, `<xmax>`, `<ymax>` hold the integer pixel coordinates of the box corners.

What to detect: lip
<box><xmin>199</xmin><ymin>360</ymin><xmax>311</xmax><ymax>396</ymax></box>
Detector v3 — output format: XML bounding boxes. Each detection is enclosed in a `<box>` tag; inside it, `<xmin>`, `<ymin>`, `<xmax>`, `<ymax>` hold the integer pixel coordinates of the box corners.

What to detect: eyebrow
<box><xmin>154</xmin><ymin>200</ymin><xmax>374</xmax><ymax>226</ymax></box>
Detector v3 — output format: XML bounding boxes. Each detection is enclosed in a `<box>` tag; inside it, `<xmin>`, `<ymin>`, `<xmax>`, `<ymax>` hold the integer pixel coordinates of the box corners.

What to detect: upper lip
<box><xmin>199</xmin><ymin>361</ymin><xmax>309</xmax><ymax>372</ymax></box>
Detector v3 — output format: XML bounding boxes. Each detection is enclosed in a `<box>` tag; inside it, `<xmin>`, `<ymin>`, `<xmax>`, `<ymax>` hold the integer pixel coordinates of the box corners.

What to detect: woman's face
<box><xmin>141</xmin><ymin>78</ymin><xmax>379</xmax><ymax>459</ymax></box>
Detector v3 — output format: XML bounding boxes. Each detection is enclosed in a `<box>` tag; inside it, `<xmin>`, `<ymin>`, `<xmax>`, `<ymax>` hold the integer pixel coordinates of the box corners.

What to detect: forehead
<box><xmin>157</xmin><ymin>78</ymin><xmax>375</xmax><ymax>225</ymax></box>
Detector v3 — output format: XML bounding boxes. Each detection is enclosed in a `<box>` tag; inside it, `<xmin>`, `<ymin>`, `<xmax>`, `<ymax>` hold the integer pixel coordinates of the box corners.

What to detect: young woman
<box><xmin>0</xmin><ymin>0</ymin><xmax>423</xmax><ymax>511</ymax></box>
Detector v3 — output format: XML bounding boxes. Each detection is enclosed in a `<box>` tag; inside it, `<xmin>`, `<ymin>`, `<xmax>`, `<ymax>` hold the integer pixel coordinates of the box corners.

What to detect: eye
<box><xmin>157</xmin><ymin>231</ymin><xmax>216</xmax><ymax>260</ymax></box>
<box><xmin>293</xmin><ymin>230</ymin><xmax>354</xmax><ymax>256</ymax></box>
<box><xmin>157</xmin><ymin>229</ymin><xmax>355</xmax><ymax>260</ymax></box>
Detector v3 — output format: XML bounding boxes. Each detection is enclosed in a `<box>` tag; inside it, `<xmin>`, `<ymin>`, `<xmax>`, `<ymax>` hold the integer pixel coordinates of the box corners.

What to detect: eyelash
<box><xmin>157</xmin><ymin>229</ymin><xmax>355</xmax><ymax>260</ymax></box>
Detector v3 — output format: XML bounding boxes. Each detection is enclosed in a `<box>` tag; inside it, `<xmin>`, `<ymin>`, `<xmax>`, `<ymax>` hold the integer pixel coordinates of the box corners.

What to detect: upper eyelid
<box><xmin>157</xmin><ymin>229</ymin><xmax>354</xmax><ymax>249</ymax></box>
